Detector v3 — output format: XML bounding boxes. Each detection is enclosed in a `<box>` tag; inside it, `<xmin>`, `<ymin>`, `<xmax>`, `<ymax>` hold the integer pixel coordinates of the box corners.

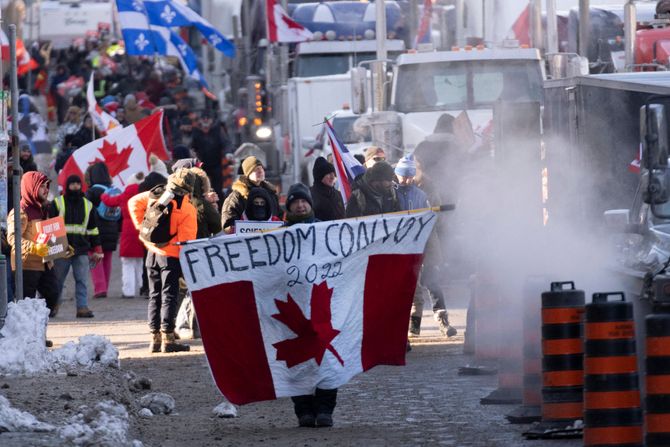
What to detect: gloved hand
<box><xmin>31</xmin><ymin>243</ymin><xmax>49</xmax><ymax>257</ymax></box>
<box><xmin>65</xmin><ymin>245</ymin><xmax>75</xmax><ymax>259</ymax></box>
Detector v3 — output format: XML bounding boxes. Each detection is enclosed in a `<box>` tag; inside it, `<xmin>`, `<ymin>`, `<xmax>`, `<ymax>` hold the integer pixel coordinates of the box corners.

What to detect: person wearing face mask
<box><xmin>192</xmin><ymin>111</ymin><xmax>230</xmax><ymax>198</ymax></box>
<box><xmin>7</xmin><ymin>172</ymin><xmax>60</xmax><ymax>317</ymax></box>
<box><xmin>345</xmin><ymin>161</ymin><xmax>400</xmax><ymax>218</ymax></box>
<box><xmin>242</xmin><ymin>187</ymin><xmax>283</xmax><ymax>223</ymax></box>
<box><xmin>221</xmin><ymin>156</ymin><xmax>279</xmax><ymax>233</ymax></box>
<box><xmin>49</xmin><ymin>175</ymin><xmax>102</xmax><ymax>318</ymax></box>
<box><xmin>310</xmin><ymin>157</ymin><xmax>344</xmax><ymax>222</ymax></box>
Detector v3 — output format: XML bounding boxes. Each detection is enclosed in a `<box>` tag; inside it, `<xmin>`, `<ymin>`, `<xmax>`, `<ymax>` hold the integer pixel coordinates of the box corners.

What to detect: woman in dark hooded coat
<box><xmin>85</xmin><ymin>162</ymin><xmax>120</xmax><ymax>298</ymax></box>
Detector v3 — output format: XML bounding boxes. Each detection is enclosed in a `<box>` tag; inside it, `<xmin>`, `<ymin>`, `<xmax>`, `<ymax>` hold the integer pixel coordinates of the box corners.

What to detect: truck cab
<box><xmin>391</xmin><ymin>47</ymin><xmax>545</xmax><ymax>154</ymax></box>
<box><xmin>293</xmin><ymin>40</ymin><xmax>405</xmax><ymax>78</ymax></box>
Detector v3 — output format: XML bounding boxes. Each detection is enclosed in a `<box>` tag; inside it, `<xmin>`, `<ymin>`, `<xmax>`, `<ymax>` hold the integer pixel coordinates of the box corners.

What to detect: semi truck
<box><xmin>350</xmin><ymin>45</ymin><xmax>545</xmax><ymax>160</ymax></box>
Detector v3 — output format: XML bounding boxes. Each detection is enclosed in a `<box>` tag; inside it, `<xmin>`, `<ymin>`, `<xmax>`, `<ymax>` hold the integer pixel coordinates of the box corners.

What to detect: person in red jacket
<box><xmin>101</xmin><ymin>171</ymin><xmax>146</xmax><ymax>299</ymax></box>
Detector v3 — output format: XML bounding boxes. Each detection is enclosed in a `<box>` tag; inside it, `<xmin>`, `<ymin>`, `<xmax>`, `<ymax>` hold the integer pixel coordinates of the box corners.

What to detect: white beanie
<box><xmin>149</xmin><ymin>154</ymin><xmax>169</xmax><ymax>177</ymax></box>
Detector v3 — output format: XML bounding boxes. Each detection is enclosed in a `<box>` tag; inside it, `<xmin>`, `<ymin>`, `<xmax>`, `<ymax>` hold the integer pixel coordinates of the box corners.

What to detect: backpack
<box><xmin>139</xmin><ymin>185</ymin><xmax>179</xmax><ymax>247</ymax></box>
<box><xmin>89</xmin><ymin>184</ymin><xmax>122</xmax><ymax>221</ymax></box>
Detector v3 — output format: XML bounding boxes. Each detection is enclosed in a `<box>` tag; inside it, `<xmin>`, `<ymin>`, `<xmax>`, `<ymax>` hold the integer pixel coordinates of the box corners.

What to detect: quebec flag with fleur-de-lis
<box><xmin>116</xmin><ymin>0</ymin><xmax>235</xmax><ymax>87</ymax></box>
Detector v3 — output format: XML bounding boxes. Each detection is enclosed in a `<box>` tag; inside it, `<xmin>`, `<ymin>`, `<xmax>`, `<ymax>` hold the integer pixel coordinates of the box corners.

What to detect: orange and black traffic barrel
<box><xmin>645</xmin><ymin>303</ymin><xmax>670</xmax><ymax>447</ymax></box>
<box><xmin>584</xmin><ymin>292</ymin><xmax>642</xmax><ymax>447</ymax></box>
<box><xmin>541</xmin><ymin>281</ymin><xmax>585</xmax><ymax>424</ymax></box>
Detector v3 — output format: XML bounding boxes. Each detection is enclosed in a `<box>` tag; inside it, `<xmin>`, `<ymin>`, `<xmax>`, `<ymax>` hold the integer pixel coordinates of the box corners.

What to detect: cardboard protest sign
<box><xmin>33</xmin><ymin>216</ymin><xmax>68</xmax><ymax>262</ymax></box>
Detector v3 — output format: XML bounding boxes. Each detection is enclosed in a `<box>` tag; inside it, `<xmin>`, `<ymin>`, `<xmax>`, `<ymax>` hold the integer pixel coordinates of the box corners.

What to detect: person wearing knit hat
<box><xmin>49</xmin><ymin>174</ymin><xmax>102</xmax><ymax>318</ymax></box>
<box><xmin>363</xmin><ymin>146</ymin><xmax>386</xmax><ymax>169</ymax></box>
<box><xmin>311</xmin><ymin>157</ymin><xmax>344</xmax><ymax>221</ymax></box>
<box><xmin>283</xmin><ymin>186</ymin><xmax>329</xmax><ymax>427</ymax></box>
<box><xmin>221</xmin><ymin>156</ymin><xmax>279</xmax><ymax>233</ymax></box>
<box><xmin>394</xmin><ymin>155</ymin><xmax>416</xmax><ymax>179</ymax></box>
<box><xmin>241</xmin><ymin>156</ymin><xmax>264</xmax><ymax>180</ymax></box>
<box><xmin>346</xmin><ymin>161</ymin><xmax>400</xmax><ymax>218</ymax></box>
<box><xmin>149</xmin><ymin>154</ymin><xmax>169</xmax><ymax>177</ymax></box>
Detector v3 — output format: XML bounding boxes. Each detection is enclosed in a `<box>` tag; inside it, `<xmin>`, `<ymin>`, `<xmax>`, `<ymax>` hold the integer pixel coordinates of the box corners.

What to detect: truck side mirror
<box><xmin>351</xmin><ymin>67</ymin><xmax>367</xmax><ymax>115</ymax></box>
<box><xmin>641</xmin><ymin>103</ymin><xmax>669</xmax><ymax>169</ymax></box>
<box><xmin>641</xmin><ymin>103</ymin><xmax>670</xmax><ymax>214</ymax></box>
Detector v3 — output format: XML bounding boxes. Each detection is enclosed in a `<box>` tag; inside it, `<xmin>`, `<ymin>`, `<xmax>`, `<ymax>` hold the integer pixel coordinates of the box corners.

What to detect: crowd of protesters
<box><xmin>1</xmin><ymin>31</ymin><xmax>463</xmax><ymax>429</ymax></box>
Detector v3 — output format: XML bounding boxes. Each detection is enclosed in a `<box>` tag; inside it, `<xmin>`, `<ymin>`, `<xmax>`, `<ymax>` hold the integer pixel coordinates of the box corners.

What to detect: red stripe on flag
<box><xmin>361</xmin><ymin>253</ymin><xmax>423</xmax><ymax>370</ymax></box>
<box><xmin>191</xmin><ymin>281</ymin><xmax>276</xmax><ymax>405</ymax></box>
<box><xmin>135</xmin><ymin>111</ymin><xmax>169</xmax><ymax>168</ymax></box>
<box><xmin>266</xmin><ymin>0</ymin><xmax>278</xmax><ymax>43</ymax></box>
<box><xmin>57</xmin><ymin>156</ymin><xmax>86</xmax><ymax>192</ymax></box>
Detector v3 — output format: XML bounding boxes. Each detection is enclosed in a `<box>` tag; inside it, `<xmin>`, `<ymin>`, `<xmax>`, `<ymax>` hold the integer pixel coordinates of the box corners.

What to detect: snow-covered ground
<box><xmin>0</xmin><ymin>299</ymin><xmax>140</xmax><ymax>446</ymax></box>
<box><xmin>0</xmin><ymin>299</ymin><xmax>119</xmax><ymax>375</ymax></box>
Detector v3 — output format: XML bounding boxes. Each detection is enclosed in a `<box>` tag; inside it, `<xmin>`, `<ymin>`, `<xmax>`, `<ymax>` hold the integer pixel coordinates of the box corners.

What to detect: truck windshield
<box><xmin>295</xmin><ymin>54</ymin><xmax>351</xmax><ymax>77</ymax></box>
<box><xmin>332</xmin><ymin>116</ymin><xmax>371</xmax><ymax>144</ymax></box>
<box><xmin>294</xmin><ymin>51</ymin><xmax>401</xmax><ymax>77</ymax></box>
<box><xmin>394</xmin><ymin>60</ymin><xmax>544</xmax><ymax>113</ymax></box>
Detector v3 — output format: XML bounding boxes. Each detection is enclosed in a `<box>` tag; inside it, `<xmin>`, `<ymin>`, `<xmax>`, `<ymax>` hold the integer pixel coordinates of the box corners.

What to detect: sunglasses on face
<box><xmin>373</xmin><ymin>156</ymin><xmax>386</xmax><ymax>162</ymax></box>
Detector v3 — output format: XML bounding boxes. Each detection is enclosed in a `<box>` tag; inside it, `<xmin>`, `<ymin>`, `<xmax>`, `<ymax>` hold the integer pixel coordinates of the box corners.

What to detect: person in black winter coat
<box><xmin>84</xmin><ymin>163</ymin><xmax>120</xmax><ymax>298</ymax></box>
<box><xmin>221</xmin><ymin>156</ymin><xmax>279</xmax><ymax>233</ymax></box>
<box><xmin>283</xmin><ymin>184</ymin><xmax>335</xmax><ymax>428</ymax></box>
<box><xmin>192</xmin><ymin>112</ymin><xmax>230</xmax><ymax>197</ymax></box>
<box><xmin>49</xmin><ymin>175</ymin><xmax>102</xmax><ymax>318</ymax></box>
<box><xmin>310</xmin><ymin>157</ymin><xmax>344</xmax><ymax>222</ymax></box>
<box><xmin>345</xmin><ymin>161</ymin><xmax>400</xmax><ymax>218</ymax></box>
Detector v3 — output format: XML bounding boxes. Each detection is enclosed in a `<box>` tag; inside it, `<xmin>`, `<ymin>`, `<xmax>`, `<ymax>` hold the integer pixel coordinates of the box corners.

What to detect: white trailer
<box><xmin>287</xmin><ymin>73</ymin><xmax>353</xmax><ymax>185</ymax></box>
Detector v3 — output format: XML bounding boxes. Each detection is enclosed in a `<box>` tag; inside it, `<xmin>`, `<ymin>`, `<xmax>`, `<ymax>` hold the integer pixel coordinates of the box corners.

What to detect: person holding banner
<box><xmin>221</xmin><ymin>156</ymin><xmax>279</xmax><ymax>233</ymax></box>
<box><xmin>129</xmin><ymin>169</ymin><xmax>197</xmax><ymax>353</ymax></box>
<box><xmin>345</xmin><ymin>161</ymin><xmax>400</xmax><ymax>218</ymax></box>
<box><xmin>310</xmin><ymin>157</ymin><xmax>344</xmax><ymax>222</ymax></box>
<box><xmin>282</xmin><ymin>183</ymin><xmax>337</xmax><ymax>427</ymax></box>
<box><xmin>7</xmin><ymin>172</ymin><xmax>59</xmax><ymax>316</ymax></box>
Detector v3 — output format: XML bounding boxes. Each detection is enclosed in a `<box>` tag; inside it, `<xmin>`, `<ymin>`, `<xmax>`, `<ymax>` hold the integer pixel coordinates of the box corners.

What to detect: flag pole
<box><xmin>9</xmin><ymin>25</ymin><xmax>22</xmax><ymax>302</ymax></box>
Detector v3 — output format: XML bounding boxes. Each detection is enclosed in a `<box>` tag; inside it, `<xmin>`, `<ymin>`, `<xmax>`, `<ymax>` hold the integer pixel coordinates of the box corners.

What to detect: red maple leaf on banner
<box><xmin>272</xmin><ymin>282</ymin><xmax>343</xmax><ymax>368</ymax></box>
<box><xmin>88</xmin><ymin>140</ymin><xmax>134</xmax><ymax>181</ymax></box>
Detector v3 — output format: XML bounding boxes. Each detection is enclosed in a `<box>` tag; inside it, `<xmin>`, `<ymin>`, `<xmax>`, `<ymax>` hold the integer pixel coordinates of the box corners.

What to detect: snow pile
<box><xmin>58</xmin><ymin>400</ymin><xmax>141</xmax><ymax>447</ymax></box>
<box><xmin>213</xmin><ymin>401</ymin><xmax>237</xmax><ymax>418</ymax></box>
<box><xmin>0</xmin><ymin>299</ymin><xmax>51</xmax><ymax>374</ymax></box>
<box><xmin>0</xmin><ymin>299</ymin><xmax>119</xmax><ymax>375</ymax></box>
<box><xmin>139</xmin><ymin>392</ymin><xmax>175</xmax><ymax>415</ymax></box>
<box><xmin>0</xmin><ymin>395</ymin><xmax>55</xmax><ymax>432</ymax></box>
<box><xmin>51</xmin><ymin>335</ymin><xmax>119</xmax><ymax>370</ymax></box>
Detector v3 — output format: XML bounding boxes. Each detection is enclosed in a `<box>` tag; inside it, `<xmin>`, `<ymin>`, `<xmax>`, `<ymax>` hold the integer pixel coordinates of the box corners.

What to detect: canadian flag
<box><xmin>629</xmin><ymin>143</ymin><xmax>642</xmax><ymax>174</ymax></box>
<box><xmin>180</xmin><ymin>210</ymin><xmax>436</xmax><ymax>405</ymax></box>
<box><xmin>87</xmin><ymin>73</ymin><xmax>120</xmax><ymax>135</ymax></box>
<box><xmin>266</xmin><ymin>0</ymin><xmax>313</xmax><ymax>43</ymax></box>
<box><xmin>57</xmin><ymin>111</ymin><xmax>169</xmax><ymax>191</ymax></box>
<box><xmin>511</xmin><ymin>4</ymin><xmax>531</xmax><ymax>47</ymax></box>
<box><xmin>0</xmin><ymin>29</ymin><xmax>38</xmax><ymax>75</ymax></box>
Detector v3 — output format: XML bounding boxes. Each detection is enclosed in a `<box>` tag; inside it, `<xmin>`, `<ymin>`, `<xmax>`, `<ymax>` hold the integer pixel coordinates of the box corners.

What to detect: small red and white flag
<box><xmin>325</xmin><ymin>119</ymin><xmax>365</xmax><ymax>205</ymax></box>
<box><xmin>0</xmin><ymin>29</ymin><xmax>38</xmax><ymax>75</ymax></box>
<box><xmin>180</xmin><ymin>210</ymin><xmax>436</xmax><ymax>405</ymax></box>
<box><xmin>414</xmin><ymin>0</ymin><xmax>433</xmax><ymax>48</ymax></box>
<box><xmin>266</xmin><ymin>0</ymin><xmax>313</xmax><ymax>43</ymax></box>
<box><xmin>0</xmin><ymin>28</ymin><xmax>8</xmax><ymax>61</ymax></box>
<box><xmin>58</xmin><ymin>110</ymin><xmax>169</xmax><ymax>191</ymax></box>
<box><xmin>87</xmin><ymin>73</ymin><xmax>120</xmax><ymax>135</ymax></box>
<box><xmin>511</xmin><ymin>4</ymin><xmax>531</xmax><ymax>47</ymax></box>
<box><xmin>629</xmin><ymin>143</ymin><xmax>642</xmax><ymax>174</ymax></box>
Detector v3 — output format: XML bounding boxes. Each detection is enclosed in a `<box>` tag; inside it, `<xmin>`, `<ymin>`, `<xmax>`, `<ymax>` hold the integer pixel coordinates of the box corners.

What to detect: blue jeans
<box><xmin>55</xmin><ymin>255</ymin><xmax>89</xmax><ymax>309</ymax></box>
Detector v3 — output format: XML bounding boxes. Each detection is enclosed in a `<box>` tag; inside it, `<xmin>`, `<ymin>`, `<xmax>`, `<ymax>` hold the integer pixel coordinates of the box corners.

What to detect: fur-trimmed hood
<box><xmin>231</xmin><ymin>176</ymin><xmax>277</xmax><ymax>199</ymax></box>
<box><xmin>190</xmin><ymin>167</ymin><xmax>211</xmax><ymax>198</ymax></box>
